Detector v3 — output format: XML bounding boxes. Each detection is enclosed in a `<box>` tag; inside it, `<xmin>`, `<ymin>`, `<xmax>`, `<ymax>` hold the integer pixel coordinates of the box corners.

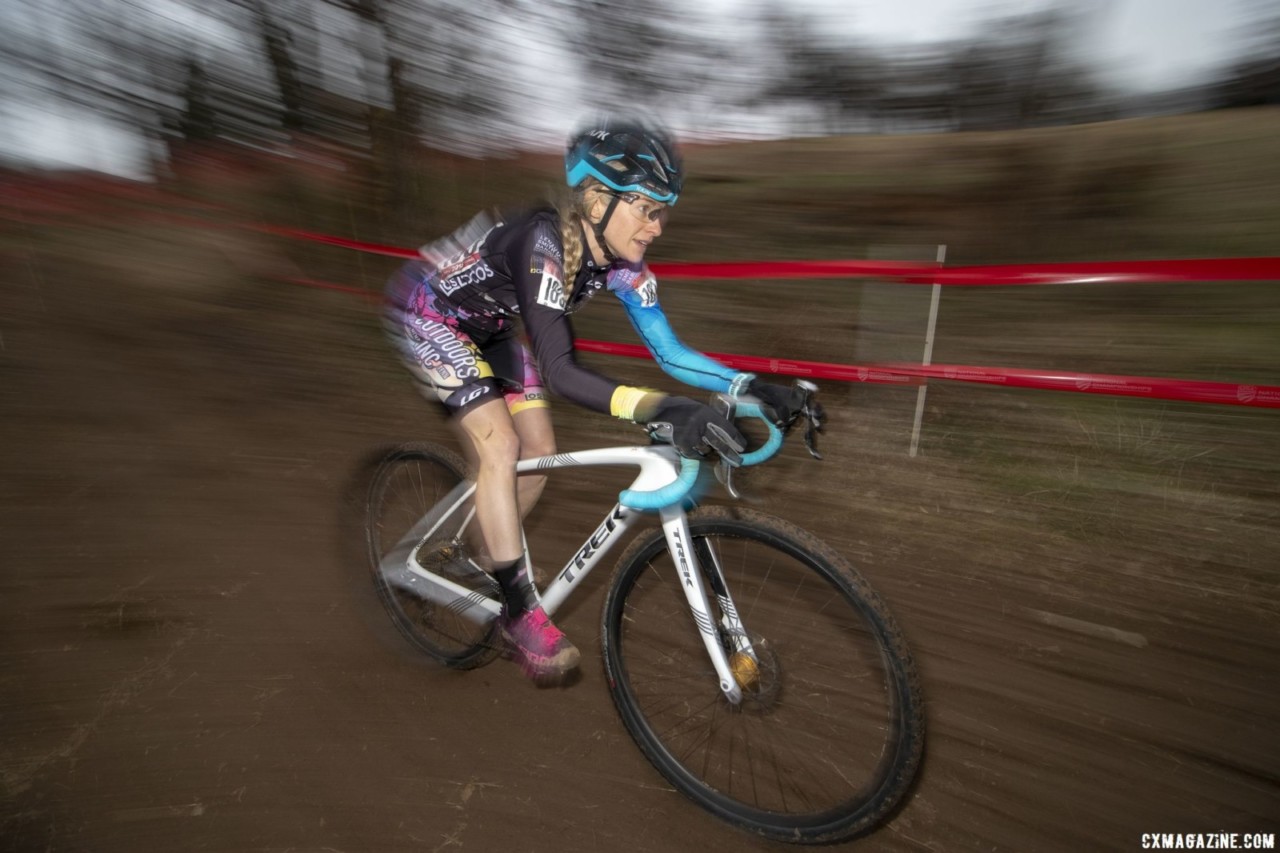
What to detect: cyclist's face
<box><xmin>599</xmin><ymin>192</ymin><xmax>667</xmax><ymax>264</ymax></box>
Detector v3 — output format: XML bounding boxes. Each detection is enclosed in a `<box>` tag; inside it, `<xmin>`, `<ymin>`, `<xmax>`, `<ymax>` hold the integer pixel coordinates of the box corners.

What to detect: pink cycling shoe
<box><xmin>499</xmin><ymin>606</ymin><xmax>581</xmax><ymax>681</ymax></box>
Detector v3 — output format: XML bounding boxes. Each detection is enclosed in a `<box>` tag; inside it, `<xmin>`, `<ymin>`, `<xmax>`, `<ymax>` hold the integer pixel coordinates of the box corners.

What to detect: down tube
<box><xmin>537</xmin><ymin>504</ymin><xmax>644</xmax><ymax>617</ymax></box>
<box><xmin>660</xmin><ymin>507</ymin><xmax>744</xmax><ymax>705</ymax></box>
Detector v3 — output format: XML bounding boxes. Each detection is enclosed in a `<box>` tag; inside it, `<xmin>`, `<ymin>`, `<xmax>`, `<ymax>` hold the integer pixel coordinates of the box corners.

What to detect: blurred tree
<box><xmin>251</xmin><ymin>1</ymin><xmax>309</xmax><ymax>134</ymax></box>
<box><xmin>0</xmin><ymin>0</ymin><xmax>1239</xmax><ymax>183</ymax></box>
<box><xmin>936</xmin><ymin>8</ymin><xmax>1110</xmax><ymax>131</ymax></box>
<box><xmin>750</xmin><ymin>2</ymin><xmax>1110</xmax><ymax>134</ymax></box>
<box><xmin>0</xmin><ymin>0</ymin><xmax>292</xmax><ymax>168</ymax></box>
<box><xmin>552</xmin><ymin>0</ymin><xmax>730</xmax><ymax>117</ymax></box>
<box><xmin>175</xmin><ymin>59</ymin><xmax>219</xmax><ymax>142</ymax></box>
<box><xmin>0</xmin><ymin>0</ymin><xmax>532</xmax><ymax>177</ymax></box>
<box><xmin>751</xmin><ymin>4</ymin><xmax>889</xmax><ymax>134</ymax></box>
<box><xmin>334</xmin><ymin>0</ymin><xmax>525</xmax><ymax>151</ymax></box>
<box><xmin>1212</xmin><ymin>3</ymin><xmax>1280</xmax><ymax>108</ymax></box>
<box><xmin>944</xmin><ymin>43</ymin><xmax>1018</xmax><ymax>131</ymax></box>
<box><xmin>0</xmin><ymin>1</ymin><xmax>183</xmax><ymax>155</ymax></box>
<box><xmin>346</xmin><ymin>0</ymin><xmax>424</xmax><ymax>210</ymax></box>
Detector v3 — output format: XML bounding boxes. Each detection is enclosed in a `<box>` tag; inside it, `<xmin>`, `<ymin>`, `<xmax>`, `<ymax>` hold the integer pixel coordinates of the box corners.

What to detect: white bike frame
<box><xmin>378</xmin><ymin>443</ymin><xmax>753</xmax><ymax>703</ymax></box>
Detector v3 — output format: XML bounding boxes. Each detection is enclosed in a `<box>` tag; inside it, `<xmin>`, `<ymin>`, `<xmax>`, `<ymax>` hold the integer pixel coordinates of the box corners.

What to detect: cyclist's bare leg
<box><xmin>454</xmin><ymin>398</ymin><xmax>523</xmax><ymax>566</ymax></box>
<box><xmin>450</xmin><ymin>404</ymin><xmax>554</xmax><ymax>563</ymax></box>
<box><xmin>453</xmin><ymin>398</ymin><xmax>578</xmax><ymax>677</ymax></box>
<box><xmin>510</xmin><ymin>405</ymin><xmax>555</xmax><ymax>518</ymax></box>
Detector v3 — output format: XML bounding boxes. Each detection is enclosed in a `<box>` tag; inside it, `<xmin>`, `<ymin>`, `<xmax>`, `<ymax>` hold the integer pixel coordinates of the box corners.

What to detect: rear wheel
<box><xmin>365</xmin><ymin>442</ymin><xmax>501</xmax><ymax>670</ymax></box>
<box><xmin>601</xmin><ymin>506</ymin><xmax>924</xmax><ymax>844</ymax></box>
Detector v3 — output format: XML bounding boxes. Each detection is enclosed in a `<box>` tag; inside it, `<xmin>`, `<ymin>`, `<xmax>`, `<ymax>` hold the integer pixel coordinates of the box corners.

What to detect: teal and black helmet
<box><xmin>565</xmin><ymin>119</ymin><xmax>683</xmax><ymax>205</ymax></box>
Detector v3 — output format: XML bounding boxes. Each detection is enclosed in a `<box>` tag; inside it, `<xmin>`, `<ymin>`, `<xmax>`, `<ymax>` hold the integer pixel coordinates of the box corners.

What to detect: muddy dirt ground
<box><xmin>2</xmin><ymin>238</ymin><xmax>1278</xmax><ymax>853</ymax></box>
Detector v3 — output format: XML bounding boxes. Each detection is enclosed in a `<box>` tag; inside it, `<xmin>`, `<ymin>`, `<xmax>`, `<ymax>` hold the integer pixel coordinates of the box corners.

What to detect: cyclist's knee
<box><xmin>467</xmin><ymin>422</ymin><xmax>522</xmax><ymax>471</ymax></box>
<box><xmin>519</xmin><ymin>434</ymin><xmax>556</xmax><ymax>460</ymax></box>
<box><xmin>478</xmin><ymin>433</ymin><xmax>521</xmax><ymax>468</ymax></box>
<box><xmin>511</xmin><ymin>407</ymin><xmax>555</xmax><ymax>460</ymax></box>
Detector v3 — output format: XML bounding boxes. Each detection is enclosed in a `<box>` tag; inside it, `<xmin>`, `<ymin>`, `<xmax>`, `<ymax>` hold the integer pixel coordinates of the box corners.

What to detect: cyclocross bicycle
<box><xmin>362</xmin><ymin>386</ymin><xmax>924</xmax><ymax>845</ymax></box>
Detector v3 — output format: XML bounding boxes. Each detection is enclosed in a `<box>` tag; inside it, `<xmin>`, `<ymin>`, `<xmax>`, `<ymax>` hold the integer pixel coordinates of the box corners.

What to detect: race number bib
<box><xmin>535</xmin><ymin>256</ymin><xmax>567</xmax><ymax>310</ymax></box>
<box><xmin>636</xmin><ymin>273</ymin><xmax>659</xmax><ymax>308</ymax></box>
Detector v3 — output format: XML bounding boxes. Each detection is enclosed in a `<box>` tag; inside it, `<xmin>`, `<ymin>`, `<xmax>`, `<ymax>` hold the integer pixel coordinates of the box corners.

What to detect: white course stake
<box><xmin>909</xmin><ymin>245</ymin><xmax>947</xmax><ymax>458</ymax></box>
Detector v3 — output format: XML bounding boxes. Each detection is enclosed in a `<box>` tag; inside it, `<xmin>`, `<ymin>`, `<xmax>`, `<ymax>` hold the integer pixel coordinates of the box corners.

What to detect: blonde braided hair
<box><xmin>554</xmin><ymin>179</ymin><xmax>611</xmax><ymax>293</ymax></box>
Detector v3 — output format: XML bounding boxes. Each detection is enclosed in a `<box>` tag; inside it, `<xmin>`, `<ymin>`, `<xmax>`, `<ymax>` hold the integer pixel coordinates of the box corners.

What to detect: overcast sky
<box><xmin>0</xmin><ymin>0</ymin><xmax>1260</xmax><ymax>178</ymax></box>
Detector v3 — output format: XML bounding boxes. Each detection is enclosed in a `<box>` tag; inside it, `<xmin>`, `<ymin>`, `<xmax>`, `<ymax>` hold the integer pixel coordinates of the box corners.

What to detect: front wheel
<box><xmin>600</xmin><ymin>506</ymin><xmax>924</xmax><ymax>845</ymax></box>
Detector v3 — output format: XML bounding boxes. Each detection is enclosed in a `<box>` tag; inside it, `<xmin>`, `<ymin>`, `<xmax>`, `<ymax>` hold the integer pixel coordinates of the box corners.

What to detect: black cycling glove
<box><xmin>643</xmin><ymin>396</ymin><xmax>746</xmax><ymax>465</ymax></box>
<box><xmin>747</xmin><ymin>379</ymin><xmax>808</xmax><ymax>428</ymax></box>
<box><xmin>747</xmin><ymin>379</ymin><xmax>828</xmax><ymax>431</ymax></box>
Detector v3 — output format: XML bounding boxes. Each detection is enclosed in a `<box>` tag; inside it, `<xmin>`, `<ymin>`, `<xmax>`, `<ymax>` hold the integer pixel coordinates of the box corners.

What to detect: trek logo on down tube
<box><xmin>564</xmin><ymin>507</ymin><xmax>627</xmax><ymax>581</ymax></box>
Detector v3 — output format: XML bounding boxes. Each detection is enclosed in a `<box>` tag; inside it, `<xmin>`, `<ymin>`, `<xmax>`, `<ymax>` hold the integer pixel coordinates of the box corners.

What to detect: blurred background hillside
<box><xmin>3</xmin><ymin>0</ymin><xmax>1278</xmax><ymax>388</ymax></box>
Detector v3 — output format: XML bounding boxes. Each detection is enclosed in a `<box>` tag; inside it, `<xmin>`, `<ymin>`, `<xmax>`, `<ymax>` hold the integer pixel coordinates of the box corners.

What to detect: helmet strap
<box><xmin>586</xmin><ymin>192</ymin><xmax>618</xmax><ymax>265</ymax></box>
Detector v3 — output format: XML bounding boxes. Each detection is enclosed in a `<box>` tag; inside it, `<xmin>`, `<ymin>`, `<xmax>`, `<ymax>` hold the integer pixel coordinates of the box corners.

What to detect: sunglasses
<box><xmin>610</xmin><ymin>192</ymin><xmax>670</xmax><ymax>225</ymax></box>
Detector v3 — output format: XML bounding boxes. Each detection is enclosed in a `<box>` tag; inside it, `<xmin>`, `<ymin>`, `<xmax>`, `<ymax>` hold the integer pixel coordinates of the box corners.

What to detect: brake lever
<box><xmin>794</xmin><ymin>380</ymin><xmax>824</xmax><ymax>460</ymax></box>
<box><xmin>709</xmin><ymin>393</ymin><xmax>744</xmax><ymax>499</ymax></box>
<box><xmin>715</xmin><ymin>458</ymin><xmax>742</xmax><ymax>499</ymax></box>
<box><xmin>802</xmin><ymin>408</ymin><xmax>824</xmax><ymax>460</ymax></box>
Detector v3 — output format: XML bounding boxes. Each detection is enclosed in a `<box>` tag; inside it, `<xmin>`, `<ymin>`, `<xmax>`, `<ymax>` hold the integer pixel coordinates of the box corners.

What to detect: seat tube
<box><xmin>659</xmin><ymin>507</ymin><xmax>744</xmax><ymax>704</ymax></box>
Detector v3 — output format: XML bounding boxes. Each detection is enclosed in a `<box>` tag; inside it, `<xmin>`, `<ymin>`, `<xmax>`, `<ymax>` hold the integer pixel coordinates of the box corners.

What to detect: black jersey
<box><xmin>388</xmin><ymin>206</ymin><xmax>741</xmax><ymax>415</ymax></box>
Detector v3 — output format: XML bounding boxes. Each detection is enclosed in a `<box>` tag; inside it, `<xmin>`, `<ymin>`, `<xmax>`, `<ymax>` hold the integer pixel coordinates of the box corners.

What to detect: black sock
<box><xmin>493</xmin><ymin>560</ymin><xmax>536</xmax><ymax>619</ymax></box>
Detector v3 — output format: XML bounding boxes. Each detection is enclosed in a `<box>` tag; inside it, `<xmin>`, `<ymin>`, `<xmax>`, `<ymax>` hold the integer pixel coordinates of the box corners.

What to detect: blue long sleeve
<box><xmin>608</xmin><ymin>265</ymin><xmax>744</xmax><ymax>393</ymax></box>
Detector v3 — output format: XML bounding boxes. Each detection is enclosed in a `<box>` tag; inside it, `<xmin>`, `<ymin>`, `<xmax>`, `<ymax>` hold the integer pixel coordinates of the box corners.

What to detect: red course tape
<box><xmin>17</xmin><ymin>190</ymin><xmax>1278</xmax><ymax>408</ymax></box>
<box><xmin>254</xmin><ymin>223</ymin><xmax>1280</xmax><ymax>285</ymax></box>
<box><xmin>255</xmin><ymin>224</ymin><xmax>419</xmax><ymax>259</ymax></box>
<box><xmin>573</xmin><ymin>341</ymin><xmax>1280</xmax><ymax>409</ymax></box>
<box><xmin>874</xmin><ymin>363</ymin><xmax>1280</xmax><ymax>408</ymax></box>
<box><xmin>262</xmin><ymin>228</ymin><xmax>1280</xmax><ymax>409</ymax></box>
<box><xmin>648</xmin><ymin>257</ymin><xmax>1280</xmax><ymax>284</ymax></box>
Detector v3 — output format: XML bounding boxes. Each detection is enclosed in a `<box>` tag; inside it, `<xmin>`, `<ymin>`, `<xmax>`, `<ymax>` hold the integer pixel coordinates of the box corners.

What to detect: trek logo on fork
<box><xmin>672</xmin><ymin>529</ymin><xmax>693</xmax><ymax>588</ymax></box>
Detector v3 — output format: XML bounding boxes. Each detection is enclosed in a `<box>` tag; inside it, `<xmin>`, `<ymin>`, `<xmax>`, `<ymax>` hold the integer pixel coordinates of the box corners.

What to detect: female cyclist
<box><xmin>384</xmin><ymin>118</ymin><xmax>809</xmax><ymax>682</ymax></box>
